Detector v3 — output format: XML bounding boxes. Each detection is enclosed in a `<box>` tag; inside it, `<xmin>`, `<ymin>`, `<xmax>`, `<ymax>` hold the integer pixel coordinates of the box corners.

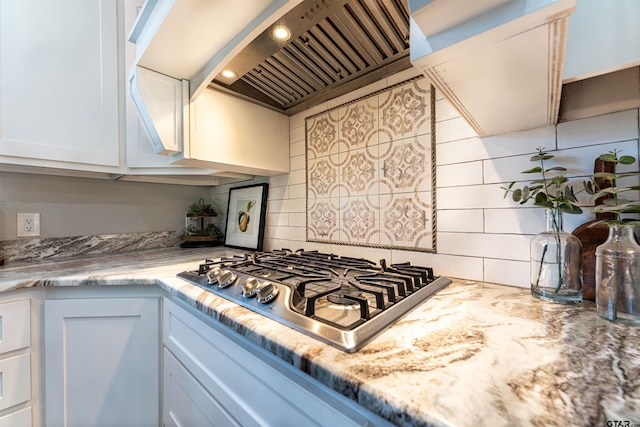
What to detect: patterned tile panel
<box><xmin>306</xmin><ymin>77</ymin><xmax>435</xmax><ymax>252</ymax></box>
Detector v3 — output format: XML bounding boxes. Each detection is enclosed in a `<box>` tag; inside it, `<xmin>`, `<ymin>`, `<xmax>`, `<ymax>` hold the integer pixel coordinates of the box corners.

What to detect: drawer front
<box><xmin>0</xmin><ymin>353</ymin><xmax>31</xmax><ymax>411</ymax></box>
<box><xmin>0</xmin><ymin>406</ymin><xmax>31</xmax><ymax>427</ymax></box>
<box><xmin>0</xmin><ymin>300</ymin><xmax>30</xmax><ymax>355</ymax></box>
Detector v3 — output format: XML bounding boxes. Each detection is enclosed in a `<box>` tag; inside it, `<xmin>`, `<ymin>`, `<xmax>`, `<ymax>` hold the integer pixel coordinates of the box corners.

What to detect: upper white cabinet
<box><xmin>563</xmin><ymin>0</ymin><xmax>640</xmax><ymax>82</ymax></box>
<box><xmin>409</xmin><ymin>0</ymin><xmax>576</xmax><ymax>137</ymax></box>
<box><xmin>0</xmin><ymin>0</ymin><xmax>123</xmax><ymax>175</ymax></box>
<box><xmin>126</xmin><ymin>0</ymin><xmax>294</xmax><ymax>177</ymax></box>
<box><xmin>171</xmin><ymin>88</ymin><xmax>289</xmax><ymax>176</ymax></box>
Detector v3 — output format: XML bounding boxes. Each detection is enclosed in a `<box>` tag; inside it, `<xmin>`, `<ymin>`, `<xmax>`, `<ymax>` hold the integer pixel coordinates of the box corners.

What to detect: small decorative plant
<box><xmin>180</xmin><ymin>198</ymin><xmax>223</xmax><ymax>241</ymax></box>
<box><xmin>501</xmin><ymin>147</ymin><xmax>583</xmax><ymax>303</ymax></box>
<box><xmin>501</xmin><ymin>147</ymin><xmax>582</xmax><ymax>215</ymax></box>
<box><xmin>584</xmin><ymin>149</ymin><xmax>640</xmax><ymax>325</ymax></box>
<box><xmin>583</xmin><ymin>149</ymin><xmax>640</xmax><ymax>223</ymax></box>
<box><xmin>186</xmin><ymin>198</ymin><xmax>218</xmax><ymax>217</ymax></box>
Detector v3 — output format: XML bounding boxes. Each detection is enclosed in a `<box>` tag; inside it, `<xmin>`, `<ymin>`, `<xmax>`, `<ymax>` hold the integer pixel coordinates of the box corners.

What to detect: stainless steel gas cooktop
<box><xmin>177</xmin><ymin>249</ymin><xmax>451</xmax><ymax>353</ymax></box>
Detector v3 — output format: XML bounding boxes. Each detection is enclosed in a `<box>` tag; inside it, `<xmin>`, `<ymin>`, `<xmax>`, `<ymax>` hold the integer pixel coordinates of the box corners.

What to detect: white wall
<box><xmin>0</xmin><ymin>172</ymin><xmax>211</xmax><ymax>239</ymax></box>
<box><xmin>212</xmin><ymin>67</ymin><xmax>640</xmax><ymax>288</ymax></box>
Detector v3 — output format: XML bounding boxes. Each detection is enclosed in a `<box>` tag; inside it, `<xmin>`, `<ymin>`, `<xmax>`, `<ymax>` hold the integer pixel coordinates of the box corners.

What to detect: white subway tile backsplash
<box><xmin>437</xmin><ymin>209</ymin><xmax>484</xmax><ymax>233</ymax></box>
<box><xmin>482</xmin><ymin>139</ymin><xmax>639</xmax><ymax>184</ymax></box>
<box><xmin>288</xmin><ymin>170</ymin><xmax>306</xmax><ymax>186</ymax></box>
<box><xmin>484</xmin><ymin>208</ymin><xmax>544</xmax><ymax>235</ymax></box>
<box><xmin>437</xmin><ymin>184</ymin><xmax>513</xmax><ymax>210</ymax></box>
<box><xmin>557</xmin><ymin>109</ymin><xmax>639</xmax><ymax>149</ymax></box>
<box><xmin>214</xmin><ymin>71</ymin><xmax>638</xmax><ymax>292</ymax></box>
<box><xmin>391</xmin><ymin>250</ymin><xmax>484</xmax><ymax>281</ymax></box>
<box><xmin>480</xmin><ymin>125</ymin><xmax>556</xmax><ymax>158</ymax></box>
<box><xmin>484</xmin><ymin>259</ymin><xmax>529</xmax><ymax>287</ymax></box>
<box><xmin>437</xmin><ymin>161</ymin><xmax>483</xmax><ymax>187</ymax></box>
<box><xmin>435</xmin><ymin>98</ymin><xmax>460</xmax><ymax>122</ymax></box>
<box><xmin>290</xmin><ymin>125</ymin><xmax>305</xmax><ymax>144</ymax></box>
<box><xmin>436</xmin><ymin>117</ymin><xmax>478</xmax><ymax>143</ymax></box>
<box><xmin>290</xmin><ymin>140</ymin><xmax>305</xmax><ymax>157</ymax></box>
<box><xmin>269</xmin><ymin>185</ymin><xmax>288</xmax><ymax>201</ymax></box>
<box><xmin>266</xmin><ymin>212</ymin><xmax>288</xmax><ymax>227</ymax></box>
<box><xmin>437</xmin><ymin>232</ymin><xmax>530</xmax><ymax>261</ymax></box>
<box><xmin>289</xmin><ymin>212</ymin><xmax>306</xmax><ymax>227</ymax></box>
<box><xmin>290</xmin><ymin>154</ymin><xmax>305</xmax><ymax>171</ymax></box>
<box><xmin>436</xmin><ymin>137</ymin><xmax>489</xmax><ymax>165</ymax></box>
<box><xmin>288</xmin><ymin>183</ymin><xmax>306</xmax><ymax>199</ymax></box>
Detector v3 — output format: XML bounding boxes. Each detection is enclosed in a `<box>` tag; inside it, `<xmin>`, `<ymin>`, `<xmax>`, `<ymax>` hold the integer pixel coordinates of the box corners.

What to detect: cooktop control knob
<box><xmin>216</xmin><ymin>270</ymin><xmax>237</xmax><ymax>288</ymax></box>
<box><xmin>242</xmin><ymin>277</ymin><xmax>259</xmax><ymax>297</ymax></box>
<box><xmin>206</xmin><ymin>267</ymin><xmax>222</xmax><ymax>285</ymax></box>
<box><xmin>256</xmin><ymin>282</ymin><xmax>279</xmax><ymax>304</ymax></box>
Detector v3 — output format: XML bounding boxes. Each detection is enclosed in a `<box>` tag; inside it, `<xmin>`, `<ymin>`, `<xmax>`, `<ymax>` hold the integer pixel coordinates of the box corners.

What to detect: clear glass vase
<box><xmin>530</xmin><ymin>209</ymin><xmax>583</xmax><ymax>304</ymax></box>
<box><xmin>595</xmin><ymin>224</ymin><xmax>640</xmax><ymax>326</ymax></box>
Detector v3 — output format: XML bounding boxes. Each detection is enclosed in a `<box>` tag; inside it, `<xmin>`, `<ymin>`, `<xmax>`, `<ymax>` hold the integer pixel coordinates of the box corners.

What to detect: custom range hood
<box><xmin>127</xmin><ymin>0</ymin><xmax>416</xmax><ymax>158</ymax></box>
<box><xmin>409</xmin><ymin>0</ymin><xmax>577</xmax><ymax>136</ymax></box>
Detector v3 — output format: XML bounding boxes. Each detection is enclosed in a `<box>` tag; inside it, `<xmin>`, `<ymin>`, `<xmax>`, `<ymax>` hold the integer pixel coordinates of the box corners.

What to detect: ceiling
<box><xmin>210</xmin><ymin>0</ymin><xmax>412</xmax><ymax>115</ymax></box>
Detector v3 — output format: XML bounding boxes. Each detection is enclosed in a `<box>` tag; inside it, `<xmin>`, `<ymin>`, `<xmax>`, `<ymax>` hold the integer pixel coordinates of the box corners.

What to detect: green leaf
<box><xmin>599</xmin><ymin>153</ymin><xmax>617</xmax><ymax>162</ymax></box>
<box><xmin>592</xmin><ymin>172</ymin><xmax>617</xmax><ymax>180</ymax></box>
<box><xmin>583</xmin><ymin>180</ymin><xmax>595</xmax><ymax>195</ymax></box>
<box><xmin>522</xmin><ymin>186</ymin><xmax>530</xmax><ymax>200</ymax></box>
<box><xmin>522</xmin><ymin>167</ymin><xmax>542</xmax><ymax>174</ymax></box>
<box><xmin>565</xmin><ymin>186</ymin><xmax>577</xmax><ymax>202</ymax></box>
<box><xmin>619</xmin><ymin>155</ymin><xmax>636</xmax><ymax>165</ymax></box>
<box><xmin>530</xmin><ymin>154</ymin><xmax>554</xmax><ymax>161</ymax></box>
<box><xmin>512</xmin><ymin>189</ymin><xmax>522</xmax><ymax>202</ymax></box>
<box><xmin>545</xmin><ymin>166</ymin><xmax>567</xmax><ymax>172</ymax></box>
<box><xmin>550</xmin><ymin>176</ymin><xmax>569</xmax><ymax>186</ymax></box>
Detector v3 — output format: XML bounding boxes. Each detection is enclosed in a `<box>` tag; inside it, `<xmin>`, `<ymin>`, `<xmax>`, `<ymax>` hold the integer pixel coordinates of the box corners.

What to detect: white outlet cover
<box><xmin>17</xmin><ymin>213</ymin><xmax>40</xmax><ymax>237</ymax></box>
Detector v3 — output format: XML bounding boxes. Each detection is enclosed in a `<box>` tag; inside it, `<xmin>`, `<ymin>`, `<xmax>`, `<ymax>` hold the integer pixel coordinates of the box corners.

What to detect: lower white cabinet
<box><xmin>0</xmin><ymin>299</ymin><xmax>32</xmax><ymax>426</ymax></box>
<box><xmin>44</xmin><ymin>298</ymin><xmax>159</xmax><ymax>427</ymax></box>
<box><xmin>163</xmin><ymin>297</ymin><xmax>393</xmax><ymax>427</ymax></box>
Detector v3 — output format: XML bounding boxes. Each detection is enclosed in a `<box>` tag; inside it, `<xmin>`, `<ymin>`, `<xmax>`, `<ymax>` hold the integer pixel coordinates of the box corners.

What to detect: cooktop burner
<box><xmin>177</xmin><ymin>249</ymin><xmax>451</xmax><ymax>352</ymax></box>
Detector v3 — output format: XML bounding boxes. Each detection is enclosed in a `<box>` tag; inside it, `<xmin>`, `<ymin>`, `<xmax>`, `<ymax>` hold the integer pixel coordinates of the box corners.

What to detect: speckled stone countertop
<box><xmin>1</xmin><ymin>247</ymin><xmax>639</xmax><ymax>427</ymax></box>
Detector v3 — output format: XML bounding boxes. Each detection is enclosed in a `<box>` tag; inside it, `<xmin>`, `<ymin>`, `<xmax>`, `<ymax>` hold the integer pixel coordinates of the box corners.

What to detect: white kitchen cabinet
<box><xmin>0</xmin><ymin>299</ymin><xmax>32</xmax><ymax>426</ymax></box>
<box><xmin>171</xmin><ymin>87</ymin><xmax>290</xmax><ymax>176</ymax></box>
<box><xmin>122</xmin><ymin>0</ymin><xmax>248</xmax><ymax>185</ymax></box>
<box><xmin>44</xmin><ymin>298</ymin><xmax>159</xmax><ymax>427</ymax></box>
<box><xmin>0</xmin><ymin>0</ymin><xmax>123</xmax><ymax>176</ymax></box>
<box><xmin>409</xmin><ymin>0</ymin><xmax>576</xmax><ymax>136</ymax></box>
<box><xmin>163</xmin><ymin>297</ymin><xmax>393</xmax><ymax>427</ymax></box>
<box><xmin>563</xmin><ymin>0</ymin><xmax>640</xmax><ymax>82</ymax></box>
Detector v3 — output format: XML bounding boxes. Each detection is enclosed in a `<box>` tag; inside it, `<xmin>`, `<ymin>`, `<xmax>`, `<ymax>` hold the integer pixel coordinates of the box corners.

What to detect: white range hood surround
<box><xmin>409</xmin><ymin>0</ymin><xmax>576</xmax><ymax>137</ymax></box>
<box><xmin>127</xmin><ymin>0</ymin><xmax>297</xmax><ymax>172</ymax></box>
<box><xmin>129</xmin><ymin>0</ymin><xmax>302</xmax><ymax>99</ymax></box>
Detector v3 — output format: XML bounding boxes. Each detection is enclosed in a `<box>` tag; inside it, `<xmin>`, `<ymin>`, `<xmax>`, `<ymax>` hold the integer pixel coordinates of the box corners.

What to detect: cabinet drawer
<box><xmin>164</xmin><ymin>348</ymin><xmax>239</xmax><ymax>427</ymax></box>
<box><xmin>0</xmin><ymin>406</ymin><xmax>31</xmax><ymax>427</ymax></box>
<box><xmin>0</xmin><ymin>300</ymin><xmax>30</xmax><ymax>355</ymax></box>
<box><xmin>0</xmin><ymin>353</ymin><xmax>31</xmax><ymax>411</ymax></box>
<box><xmin>163</xmin><ymin>298</ymin><xmax>392</xmax><ymax>427</ymax></box>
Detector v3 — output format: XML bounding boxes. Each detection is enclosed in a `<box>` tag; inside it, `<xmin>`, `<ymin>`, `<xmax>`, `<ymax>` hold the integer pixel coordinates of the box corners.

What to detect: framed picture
<box><xmin>224</xmin><ymin>183</ymin><xmax>269</xmax><ymax>251</ymax></box>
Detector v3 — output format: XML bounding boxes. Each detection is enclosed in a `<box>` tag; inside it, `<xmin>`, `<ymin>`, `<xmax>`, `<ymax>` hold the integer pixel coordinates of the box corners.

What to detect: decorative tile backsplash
<box><xmin>306</xmin><ymin>77</ymin><xmax>436</xmax><ymax>251</ymax></box>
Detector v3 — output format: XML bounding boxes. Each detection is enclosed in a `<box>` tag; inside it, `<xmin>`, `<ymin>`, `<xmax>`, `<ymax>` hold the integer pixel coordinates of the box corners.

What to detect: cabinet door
<box><xmin>44</xmin><ymin>298</ymin><xmax>159</xmax><ymax>427</ymax></box>
<box><xmin>0</xmin><ymin>0</ymin><xmax>121</xmax><ymax>172</ymax></box>
<box><xmin>0</xmin><ymin>299</ymin><xmax>30</xmax><ymax>354</ymax></box>
<box><xmin>164</xmin><ymin>348</ymin><xmax>240</xmax><ymax>427</ymax></box>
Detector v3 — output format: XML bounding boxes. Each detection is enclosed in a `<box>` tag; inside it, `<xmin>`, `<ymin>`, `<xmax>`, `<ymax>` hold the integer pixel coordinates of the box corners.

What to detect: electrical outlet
<box><xmin>17</xmin><ymin>213</ymin><xmax>40</xmax><ymax>237</ymax></box>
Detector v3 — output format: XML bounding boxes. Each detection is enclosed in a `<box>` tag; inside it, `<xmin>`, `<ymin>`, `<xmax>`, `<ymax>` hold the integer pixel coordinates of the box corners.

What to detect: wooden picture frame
<box><xmin>224</xmin><ymin>183</ymin><xmax>269</xmax><ymax>251</ymax></box>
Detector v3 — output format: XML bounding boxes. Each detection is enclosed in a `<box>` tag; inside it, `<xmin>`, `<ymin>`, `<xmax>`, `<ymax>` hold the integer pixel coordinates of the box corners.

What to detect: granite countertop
<box><xmin>1</xmin><ymin>247</ymin><xmax>639</xmax><ymax>427</ymax></box>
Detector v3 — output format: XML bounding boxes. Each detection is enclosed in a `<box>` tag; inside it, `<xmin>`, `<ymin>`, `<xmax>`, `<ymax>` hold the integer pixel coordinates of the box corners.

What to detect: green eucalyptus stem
<box><xmin>550</xmin><ymin>209</ymin><xmax>564</xmax><ymax>293</ymax></box>
<box><xmin>536</xmin><ymin>243</ymin><xmax>549</xmax><ymax>287</ymax></box>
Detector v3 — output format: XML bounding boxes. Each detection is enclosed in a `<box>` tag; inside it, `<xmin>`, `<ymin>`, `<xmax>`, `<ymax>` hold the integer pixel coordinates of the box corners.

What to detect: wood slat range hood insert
<box><xmin>409</xmin><ymin>0</ymin><xmax>577</xmax><ymax>137</ymax></box>
<box><xmin>209</xmin><ymin>0</ymin><xmax>413</xmax><ymax>115</ymax></box>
